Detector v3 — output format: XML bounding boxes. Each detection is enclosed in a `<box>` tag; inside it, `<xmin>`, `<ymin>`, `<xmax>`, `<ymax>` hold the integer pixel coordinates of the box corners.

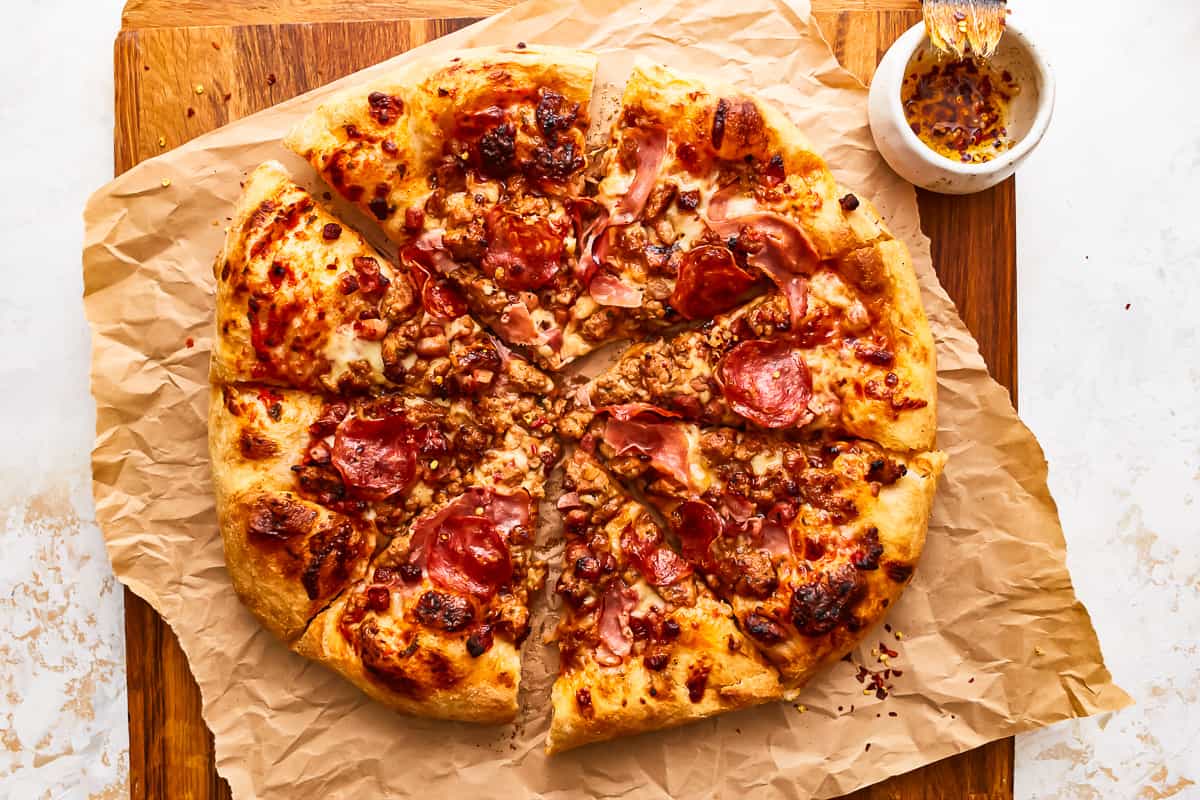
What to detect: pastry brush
<box><xmin>922</xmin><ymin>0</ymin><xmax>1008</xmax><ymax>59</ymax></box>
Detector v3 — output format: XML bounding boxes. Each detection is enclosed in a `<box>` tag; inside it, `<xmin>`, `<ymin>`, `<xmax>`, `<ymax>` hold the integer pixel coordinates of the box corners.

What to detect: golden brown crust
<box><xmin>209</xmin><ymin>384</ymin><xmax>375</xmax><ymax>642</ymax></box>
<box><xmin>838</xmin><ymin>240</ymin><xmax>938</xmax><ymax>451</ymax></box>
<box><xmin>295</xmin><ymin>582</ymin><xmax>522</xmax><ymax>723</ymax></box>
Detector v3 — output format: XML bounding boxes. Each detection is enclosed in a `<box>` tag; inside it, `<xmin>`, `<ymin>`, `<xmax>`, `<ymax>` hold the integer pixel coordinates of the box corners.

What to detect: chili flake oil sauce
<box><xmin>901</xmin><ymin>48</ymin><xmax>1021</xmax><ymax>164</ymax></box>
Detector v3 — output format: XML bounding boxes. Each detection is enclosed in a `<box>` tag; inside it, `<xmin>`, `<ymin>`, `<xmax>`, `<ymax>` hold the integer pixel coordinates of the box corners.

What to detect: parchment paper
<box><xmin>83</xmin><ymin>1</ymin><xmax>1131</xmax><ymax>797</ymax></box>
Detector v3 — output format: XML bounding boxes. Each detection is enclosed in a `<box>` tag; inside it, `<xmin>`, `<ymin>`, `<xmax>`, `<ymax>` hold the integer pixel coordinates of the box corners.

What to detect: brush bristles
<box><xmin>922</xmin><ymin>0</ymin><xmax>1007</xmax><ymax>59</ymax></box>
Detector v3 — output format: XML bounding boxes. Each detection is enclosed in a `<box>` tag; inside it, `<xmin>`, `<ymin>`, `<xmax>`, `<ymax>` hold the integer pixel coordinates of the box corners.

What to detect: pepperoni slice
<box><xmin>426</xmin><ymin>515</ymin><xmax>512</xmax><ymax>599</ymax></box>
<box><xmin>331</xmin><ymin>413</ymin><xmax>417</xmax><ymax>500</ymax></box>
<box><xmin>718</xmin><ymin>339</ymin><xmax>813</xmax><ymax>428</ymax></box>
<box><xmin>670</xmin><ymin>245</ymin><xmax>759</xmax><ymax>320</ymax></box>
<box><xmin>401</xmin><ymin>245</ymin><xmax>467</xmax><ymax>319</ymax></box>
<box><xmin>620</xmin><ymin>525</ymin><xmax>692</xmax><ymax>587</ymax></box>
<box><xmin>482</xmin><ymin>208</ymin><xmax>564</xmax><ymax>291</ymax></box>
<box><xmin>673</xmin><ymin>500</ymin><xmax>723</xmax><ymax>568</ymax></box>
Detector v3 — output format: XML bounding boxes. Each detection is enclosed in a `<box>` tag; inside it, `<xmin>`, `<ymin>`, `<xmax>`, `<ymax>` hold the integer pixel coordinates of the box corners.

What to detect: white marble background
<box><xmin>0</xmin><ymin>1</ymin><xmax>1195</xmax><ymax>797</ymax></box>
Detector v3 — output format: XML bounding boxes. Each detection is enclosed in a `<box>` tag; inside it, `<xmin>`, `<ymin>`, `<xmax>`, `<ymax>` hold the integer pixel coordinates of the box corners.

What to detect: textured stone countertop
<box><xmin>0</xmin><ymin>0</ymin><xmax>1195</xmax><ymax>797</ymax></box>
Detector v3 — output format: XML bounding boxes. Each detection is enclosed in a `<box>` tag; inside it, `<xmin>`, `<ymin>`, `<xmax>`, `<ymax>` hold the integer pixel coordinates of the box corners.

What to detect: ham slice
<box><xmin>610</xmin><ymin>127</ymin><xmax>668</xmax><ymax>226</ymax></box>
<box><xmin>594</xmin><ymin>580</ymin><xmax>638</xmax><ymax>666</ymax></box>
<box><xmin>602</xmin><ymin>417</ymin><xmax>694</xmax><ymax>490</ymax></box>
<box><xmin>705</xmin><ymin>200</ymin><xmax>819</xmax><ymax>324</ymax></box>
<box><xmin>588</xmin><ymin>270</ymin><xmax>644</xmax><ymax>308</ymax></box>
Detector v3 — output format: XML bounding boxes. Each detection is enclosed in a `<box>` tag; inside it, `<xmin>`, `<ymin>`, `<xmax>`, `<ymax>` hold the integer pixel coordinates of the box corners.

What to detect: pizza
<box><xmin>209</xmin><ymin>46</ymin><xmax>944</xmax><ymax>749</ymax></box>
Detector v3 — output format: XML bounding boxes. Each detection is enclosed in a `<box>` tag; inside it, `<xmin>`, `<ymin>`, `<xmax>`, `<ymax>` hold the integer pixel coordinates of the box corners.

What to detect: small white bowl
<box><xmin>867</xmin><ymin>21</ymin><xmax>1055</xmax><ymax>195</ymax></box>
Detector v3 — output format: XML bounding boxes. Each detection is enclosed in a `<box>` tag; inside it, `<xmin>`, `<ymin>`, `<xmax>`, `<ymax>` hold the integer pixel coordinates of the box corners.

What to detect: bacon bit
<box><xmin>194</xmin><ymin>84</ymin><xmax>205</xmax><ymax>95</ymax></box>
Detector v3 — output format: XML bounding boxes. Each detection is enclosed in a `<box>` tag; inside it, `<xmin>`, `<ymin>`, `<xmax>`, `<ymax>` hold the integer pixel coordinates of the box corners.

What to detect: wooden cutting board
<box><xmin>114</xmin><ymin>2</ymin><xmax>1016</xmax><ymax>798</ymax></box>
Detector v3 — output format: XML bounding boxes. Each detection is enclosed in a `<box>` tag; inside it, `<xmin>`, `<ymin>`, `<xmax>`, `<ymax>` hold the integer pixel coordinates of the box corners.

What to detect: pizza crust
<box><xmin>295</xmin><ymin>587</ymin><xmax>522</xmax><ymax>723</ymax></box>
<box><xmin>547</xmin><ymin>584</ymin><xmax>782</xmax><ymax>753</ymax></box>
<box><xmin>210</xmin><ymin>384</ymin><xmax>376</xmax><ymax>642</ymax></box>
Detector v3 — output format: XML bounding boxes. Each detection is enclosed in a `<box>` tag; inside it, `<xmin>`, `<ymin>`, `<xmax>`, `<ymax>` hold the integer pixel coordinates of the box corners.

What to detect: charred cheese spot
<box><xmin>246</xmin><ymin>495</ymin><xmax>317</xmax><ymax>543</ymax></box>
<box><xmin>238</xmin><ymin>429</ymin><xmax>279</xmax><ymax>460</ymax></box>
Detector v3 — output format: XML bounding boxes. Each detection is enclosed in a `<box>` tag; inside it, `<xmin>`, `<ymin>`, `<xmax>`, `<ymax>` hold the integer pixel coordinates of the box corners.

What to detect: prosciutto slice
<box><xmin>610</xmin><ymin>127</ymin><xmax>668</xmax><ymax>226</ymax></box>
<box><xmin>602</xmin><ymin>417</ymin><xmax>694</xmax><ymax>489</ymax></box>
<box><xmin>594</xmin><ymin>580</ymin><xmax>638</xmax><ymax>666</ymax></box>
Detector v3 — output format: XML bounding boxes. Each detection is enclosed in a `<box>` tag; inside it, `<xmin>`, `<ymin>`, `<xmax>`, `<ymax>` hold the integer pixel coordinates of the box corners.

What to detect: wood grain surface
<box><xmin>114</xmin><ymin>3</ymin><xmax>1015</xmax><ymax>798</ymax></box>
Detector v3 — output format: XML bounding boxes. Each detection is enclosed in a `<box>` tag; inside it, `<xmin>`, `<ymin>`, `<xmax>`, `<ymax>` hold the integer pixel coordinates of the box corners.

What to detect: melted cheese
<box><xmin>323</xmin><ymin>324</ymin><xmax>385</xmax><ymax>385</ymax></box>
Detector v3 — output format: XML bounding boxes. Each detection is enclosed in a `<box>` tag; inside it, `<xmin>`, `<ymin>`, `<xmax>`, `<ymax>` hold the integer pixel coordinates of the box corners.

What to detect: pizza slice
<box><xmin>296</xmin><ymin>485</ymin><xmax>540</xmax><ymax>722</ymax></box>
<box><xmin>214</xmin><ymin>161</ymin><xmax>552</xmax><ymax>399</ymax></box>
<box><xmin>285</xmin><ymin>46</ymin><xmax>602</xmax><ymax>369</ymax></box>
<box><xmin>563</xmin><ymin>239</ymin><xmax>936</xmax><ymax>453</ymax></box>
<box><xmin>560</xmin><ymin>60</ymin><xmax>893</xmax><ymax>358</ymax></box>
<box><xmin>547</xmin><ymin>448</ymin><xmax>781</xmax><ymax>753</ymax></box>
<box><xmin>578</xmin><ymin>410</ymin><xmax>945</xmax><ymax>690</ymax></box>
<box><xmin>210</xmin><ymin>370</ymin><xmax>560</xmax><ymax>642</ymax></box>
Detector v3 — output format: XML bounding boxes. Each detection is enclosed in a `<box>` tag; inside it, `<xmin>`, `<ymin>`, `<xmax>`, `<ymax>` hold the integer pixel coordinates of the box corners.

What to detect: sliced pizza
<box><xmin>578</xmin><ymin>409</ymin><xmax>945</xmax><ymax>690</ymax></box>
<box><xmin>547</xmin><ymin>448</ymin><xmax>781</xmax><ymax>752</ymax></box>
<box><xmin>285</xmin><ymin>46</ymin><xmax>601</xmax><ymax>368</ymax></box>
<box><xmin>214</xmin><ymin>161</ymin><xmax>554</xmax><ymax>399</ymax></box>
<box><xmin>296</xmin><ymin>486</ymin><xmax>540</xmax><ymax>722</ymax></box>
<box><xmin>564</xmin><ymin>240</ymin><xmax>936</xmax><ymax>453</ymax></box>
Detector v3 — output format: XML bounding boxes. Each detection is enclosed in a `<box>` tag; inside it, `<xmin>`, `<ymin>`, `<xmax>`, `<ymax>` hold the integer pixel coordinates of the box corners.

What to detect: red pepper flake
<box><xmin>185</xmin><ymin>337</ymin><xmax>195</xmax><ymax>348</ymax></box>
<box><xmin>211</xmin><ymin>41</ymin><xmax>221</xmax><ymax>50</ymax></box>
<box><xmin>968</xmin><ymin>676</ymin><xmax>975</xmax><ymax>684</ymax></box>
<box><xmin>267</xmin><ymin>73</ymin><xmax>277</xmax><ymax>86</ymax></box>
<box><xmin>223</xmin><ymin>92</ymin><xmax>232</xmax><ymax>103</ymax></box>
<box><xmin>1124</xmin><ymin>303</ymin><xmax>1131</xmax><ymax>310</ymax></box>
<box><xmin>516</xmin><ymin>41</ymin><xmax>527</xmax><ymax>49</ymax></box>
<box><xmin>865</xmin><ymin>743</ymin><xmax>872</xmax><ymax>752</ymax></box>
<box><xmin>888</xmin><ymin>711</ymin><xmax>898</xmax><ymax>717</ymax></box>
<box><xmin>879</xmin><ymin>642</ymin><xmax>899</xmax><ymax>659</ymax></box>
<box><xmin>186</xmin><ymin>107</ymin><xmax>196</xmax><ymax>118</ymax></box>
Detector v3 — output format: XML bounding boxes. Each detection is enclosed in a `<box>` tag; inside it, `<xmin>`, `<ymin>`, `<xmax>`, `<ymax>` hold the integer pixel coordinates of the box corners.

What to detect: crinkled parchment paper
<box><xmin>82</xmin><ymin>0</ymin><xmax>1130</xmax><ymax>797</ymax></box>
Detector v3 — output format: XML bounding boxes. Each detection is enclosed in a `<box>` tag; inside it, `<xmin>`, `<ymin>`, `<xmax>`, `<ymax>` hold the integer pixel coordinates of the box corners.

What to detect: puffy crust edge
<box><xmin>546</xmin><ymin>586</ymin><xmax>782</xmax><ymax>754</ymax></box>
<box><xmin>209</xmin><ymin>385</ymin><xmax>374</xmax><ymax>643</ymax></box>
<box><xmin>841</xmin><ymin>239</ymin><xmax>939</xmax><ymax>452</ymax></box>
<box><xmin>294</xmin><ymin>590</ymin><xmax>522</xmax><ymax>724</ymax></box>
